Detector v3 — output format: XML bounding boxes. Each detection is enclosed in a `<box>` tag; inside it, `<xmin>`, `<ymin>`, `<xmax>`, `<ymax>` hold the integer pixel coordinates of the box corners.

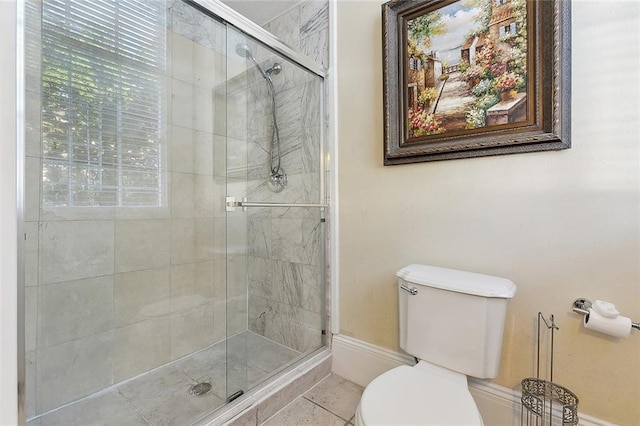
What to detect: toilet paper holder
<box><xmin>572</xmin><ymin>298</ymin><xmax>640</xmax><ymax>331</ymax></box>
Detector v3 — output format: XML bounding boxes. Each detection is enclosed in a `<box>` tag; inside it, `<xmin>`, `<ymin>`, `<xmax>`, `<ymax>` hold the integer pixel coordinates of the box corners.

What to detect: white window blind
<box><xmin>41</xmin><ymin>0</ymin><xmax>166</xmax><ymax>207</ymax></box>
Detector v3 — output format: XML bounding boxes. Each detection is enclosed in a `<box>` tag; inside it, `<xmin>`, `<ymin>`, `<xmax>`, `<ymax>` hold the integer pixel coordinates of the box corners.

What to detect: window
<box><xmin>41</xmin><ymin>0</ymin><xmax>166</xmax><ymax>207</ymax></box>
<box><xmin>499</xmin><ymin>22</ymin><xmax>517</xmax><ymax>37</ymax></box>
<box><xmin>409</xmin><ymin>57</ymin><xmax>422</xmax><ymax>71</ymax></box>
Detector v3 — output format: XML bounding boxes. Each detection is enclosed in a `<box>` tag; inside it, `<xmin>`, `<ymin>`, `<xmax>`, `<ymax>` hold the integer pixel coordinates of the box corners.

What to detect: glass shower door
<box><xmin>224</xmin><ymin>26</ymin><xmax>326</xmax><ymax>400</ymax></box>
<box><xmin>24</xmin><ymin>0</ymin><xmax>234</xmax><ymax>423</ymax></box>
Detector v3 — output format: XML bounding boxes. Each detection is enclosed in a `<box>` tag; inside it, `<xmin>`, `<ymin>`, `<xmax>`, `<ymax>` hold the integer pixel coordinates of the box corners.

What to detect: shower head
<box><xmin>235</xmin><ymin>43</ymin><xmax>254</xmax><ymax>59</ymax></box>
<box><xmin>235</xmin><ymin>43</ymin><xmax>282</xmax><ymax>82</ymax></box>
<box><xmin>235</xmin><ymin>42</ymin><xmax>269</xmax><ymax>79</ymax></box>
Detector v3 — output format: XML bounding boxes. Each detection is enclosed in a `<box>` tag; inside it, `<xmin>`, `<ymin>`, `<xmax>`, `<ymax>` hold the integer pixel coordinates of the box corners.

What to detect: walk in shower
<box><xmin>22</xmin><ymin>0</ymin><xmax>328</xmax><ymax>424</ymax></box>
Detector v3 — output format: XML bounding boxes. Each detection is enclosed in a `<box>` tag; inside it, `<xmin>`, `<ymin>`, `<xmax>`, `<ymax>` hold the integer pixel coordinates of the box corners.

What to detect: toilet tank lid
<box><xmin>397</xmin><ymin>264</ymin><xmax>516</xmax><ymax>298</ymax></box>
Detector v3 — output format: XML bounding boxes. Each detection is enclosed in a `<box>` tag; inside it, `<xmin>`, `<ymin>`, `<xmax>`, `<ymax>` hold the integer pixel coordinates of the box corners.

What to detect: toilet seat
<box><xmin>356</xmin><ymin>363</ymin><xmax>483</xmax><ymax>425</ymax></box>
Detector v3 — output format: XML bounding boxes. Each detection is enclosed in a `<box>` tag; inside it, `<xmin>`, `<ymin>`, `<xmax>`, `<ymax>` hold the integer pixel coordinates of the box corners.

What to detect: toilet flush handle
<box><xmin>400</xmin><ymin>283</ymin><xmax>418</xmax><ymax>295</ymax></box>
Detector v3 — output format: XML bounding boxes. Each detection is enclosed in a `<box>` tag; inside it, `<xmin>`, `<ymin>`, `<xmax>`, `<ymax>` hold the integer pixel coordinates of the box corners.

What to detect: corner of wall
<box><xmin>0</xmin><ymin>0</ymin><xmax>21</xmax><ymax>423</ymax></box>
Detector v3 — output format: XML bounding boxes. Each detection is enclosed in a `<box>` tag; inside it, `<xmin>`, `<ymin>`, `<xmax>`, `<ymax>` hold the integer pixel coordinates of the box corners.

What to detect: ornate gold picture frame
<box><xmin>382</xmin><ymin>0</ymin><xmax>571</xmax><ymax>165</ymax></box>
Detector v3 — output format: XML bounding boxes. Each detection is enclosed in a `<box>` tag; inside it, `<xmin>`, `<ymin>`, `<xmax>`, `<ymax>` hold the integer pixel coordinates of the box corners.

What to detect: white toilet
<box><xmin>355</xmin><ymin>264</ymin><xmax>516</xmax><ymax>425</ymax></box>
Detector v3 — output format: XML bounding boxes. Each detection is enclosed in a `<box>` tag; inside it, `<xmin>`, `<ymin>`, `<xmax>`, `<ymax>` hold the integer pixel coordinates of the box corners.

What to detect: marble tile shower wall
<box><xmin>264</xmin><ymin>0</ymin><xmax>330</xmax><ymax>70</ymax></box>
<box><xmin>23</xmin><ymin>1</ymin><xmax>243</xmax><ymax>418</ymax></box>
<box><xmin>244</xmin><ymin>1</ymin><xmax>329</xmax><ymax>353</ymax></box>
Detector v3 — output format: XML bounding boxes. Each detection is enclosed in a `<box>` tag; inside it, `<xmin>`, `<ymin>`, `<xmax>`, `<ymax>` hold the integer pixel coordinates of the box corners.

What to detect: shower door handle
<box><xmin>226</xmin><ymin>196</ymin><xmax>328</xmax><ymax>212</ymax></box>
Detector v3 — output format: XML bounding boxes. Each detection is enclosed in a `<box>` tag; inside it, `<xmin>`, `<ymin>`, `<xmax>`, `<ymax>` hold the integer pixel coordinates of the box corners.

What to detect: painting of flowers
<box><xmin>405</xmin><ymin>0</ymin><xmax>528</xmax><ymax>139</ymax></box>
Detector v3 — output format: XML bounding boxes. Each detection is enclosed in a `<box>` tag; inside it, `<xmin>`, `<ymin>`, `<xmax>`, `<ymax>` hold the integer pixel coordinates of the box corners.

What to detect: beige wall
<box><xmin>337</xmin><ymin>1</ymin><xmax>639</xmax><ymax>424</ymax></box>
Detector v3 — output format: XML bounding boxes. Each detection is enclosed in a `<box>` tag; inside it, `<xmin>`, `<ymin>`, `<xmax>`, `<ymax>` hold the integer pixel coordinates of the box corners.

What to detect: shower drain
<box><xmin>189</xmin><ymin>382</ymin><xmax>212</xmax><ymax>397</ymax></box>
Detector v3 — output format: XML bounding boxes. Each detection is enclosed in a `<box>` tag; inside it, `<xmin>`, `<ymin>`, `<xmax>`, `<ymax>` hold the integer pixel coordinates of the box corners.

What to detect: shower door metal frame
<box><xmin>190</xmin><ymin>0</ymin><xmax>328</xmax><ymax>79</ymax></box>
<box><xmin>13</xmin><ymin>0</ymin><xmax>26</xmax><ymax>424</ymax></box>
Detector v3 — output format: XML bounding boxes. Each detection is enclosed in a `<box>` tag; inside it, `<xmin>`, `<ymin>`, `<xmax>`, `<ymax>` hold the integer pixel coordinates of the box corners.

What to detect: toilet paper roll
<box><xmin>584</xmin><ymin>308</ymin><xmax>632</xmax><ymax>338</ymax></box>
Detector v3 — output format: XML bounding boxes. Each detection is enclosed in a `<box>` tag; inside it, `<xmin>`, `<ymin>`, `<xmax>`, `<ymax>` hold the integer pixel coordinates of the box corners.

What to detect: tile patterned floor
<box><xmin>261</xmin><ymin>374</ymin><xmax>364</xmax><ymax>426</ymax></box>
<box><xmin>28</xmin><ymin>331</ymin><xmax>301</xmax><ymax>426</ymax></box>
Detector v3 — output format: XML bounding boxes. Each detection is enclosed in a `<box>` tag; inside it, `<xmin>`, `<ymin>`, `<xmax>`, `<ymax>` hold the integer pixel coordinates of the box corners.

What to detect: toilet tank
<box><xmin>397</xmin><ymin>264</ymin><xmax>516</xmax><ymax>379</ymax></box>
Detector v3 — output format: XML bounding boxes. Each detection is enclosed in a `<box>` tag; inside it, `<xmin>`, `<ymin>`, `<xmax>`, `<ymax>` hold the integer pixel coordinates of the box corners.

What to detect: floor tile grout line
<box><xmin>301</xmin><ymin>395</ymin><xmax>353</xmax><ymax>423</ymax></box>
<box><xmin>260</xmin><ymin>395</ymin><xmax>342</xmax><ymax>425</ymax></box>
<box><xmin>117</xmin><ymin>388</ymin><xmax>153</xmax><ymax>426</ymax></box>
<box><xmin>306</xmin><ymin>397</ymin><xmax>351</xmax><ymax>423</ymax></box>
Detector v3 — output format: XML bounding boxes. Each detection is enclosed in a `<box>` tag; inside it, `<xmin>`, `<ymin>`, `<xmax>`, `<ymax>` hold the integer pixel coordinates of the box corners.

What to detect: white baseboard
<box><xmin>331</xmin><ymin>334</ymin><xmax>615</xmax><ymax>426</ymax></box>
<box><xmin>332</xmin><ymin>333</ymin><xmax>414</xmax><ymax>387</ymax></box>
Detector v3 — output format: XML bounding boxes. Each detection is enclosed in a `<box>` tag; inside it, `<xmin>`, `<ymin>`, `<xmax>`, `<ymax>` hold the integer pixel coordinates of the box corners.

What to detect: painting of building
<box><xmin>406</xmin><ymin>0</ymin><xmax>528</xmax><ymax>138</ymax></box>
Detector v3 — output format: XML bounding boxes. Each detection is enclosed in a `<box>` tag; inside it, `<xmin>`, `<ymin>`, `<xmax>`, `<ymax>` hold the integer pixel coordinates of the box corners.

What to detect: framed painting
<box><xmin>382</xmin><ymin>0</ymin><xmax>571</xmax><ymax>165</ymax></box>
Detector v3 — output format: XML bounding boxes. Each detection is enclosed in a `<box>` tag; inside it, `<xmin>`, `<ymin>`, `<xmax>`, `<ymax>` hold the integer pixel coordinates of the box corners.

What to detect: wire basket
<box><xmin>521</xmin><ymin>378</ymin><xmax>579</xmax><ymax>425</ymax></box>
<box><xmin>521</xmin><ymin>313</ymin><xmax>579</xmax><ymax>426</ymax></box>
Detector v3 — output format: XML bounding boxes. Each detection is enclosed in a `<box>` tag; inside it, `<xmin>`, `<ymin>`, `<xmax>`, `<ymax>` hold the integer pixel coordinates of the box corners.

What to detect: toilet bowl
<box><xmin>355</xmin><ymin>264</ymin><xmax>516</xmax><ymax>425</ymax></box>
<box><xmin>355</xmin><ymin>361</ymin><xmax>483</xmax><ymax>426</ymax></box>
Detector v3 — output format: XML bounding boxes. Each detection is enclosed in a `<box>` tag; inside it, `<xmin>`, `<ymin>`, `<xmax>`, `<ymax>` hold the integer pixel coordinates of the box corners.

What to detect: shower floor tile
<box><xmin>27</xmin><ymin>390</ymin><xmax>148</xmax><ymax>426</ymax></box>
<box><xmin>30</xmin><ymin>331</ymin><xmax>300</xmax><ymax>426</ymax></box>
<box><xmin>118</xmin><ymin>364</ymin><xmax>225</xmax><ymax>426</ymax></box>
